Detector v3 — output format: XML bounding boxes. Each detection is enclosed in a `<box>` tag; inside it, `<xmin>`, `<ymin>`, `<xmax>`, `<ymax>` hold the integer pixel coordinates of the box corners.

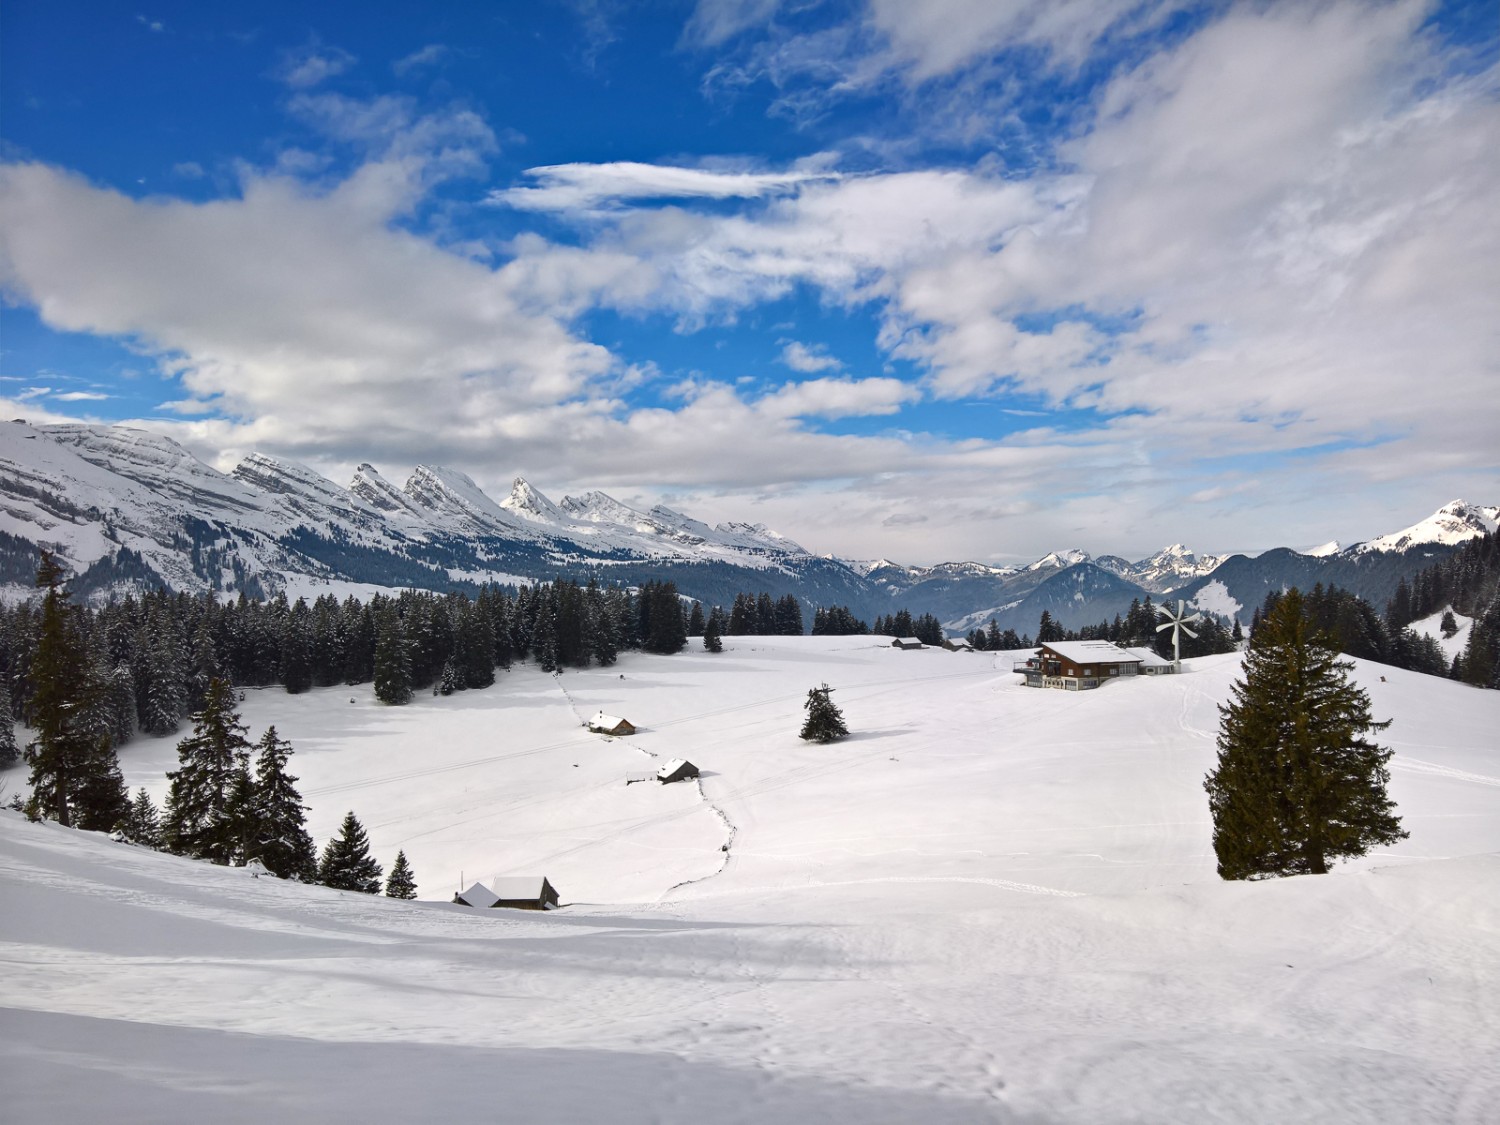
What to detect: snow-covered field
<box><xmin>3</xmin><ymin>638</ymin><xmax>1498</xmax><ymax>1122</ymax></box>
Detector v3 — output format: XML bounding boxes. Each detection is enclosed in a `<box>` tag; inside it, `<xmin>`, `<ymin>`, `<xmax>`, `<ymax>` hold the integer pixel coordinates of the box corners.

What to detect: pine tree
<box><xmin>0</xmin><ymin>674</ymin><xmax>17</xmax><ymax>770</ymax></box>
<box><xmin>318</xmin><ymin>811</ymin><xmax>383</xmax><ymax>893</ymax></box>
<box><xmin>703</xmin><ymin>611</ymin><xmax>723</xmax><ymax>653</ymax></box>
<box><xmin>1204</xmin><ymin>589</ymin><xmax>1407</xmax><ymax>880</ymax></box>
<box><xmin>162</xmin><ymin>677</ymin><xmax>253</xmax><ymax>864</ymax></box>
<box><xmin>244</xmin><ymin>726</ymin><xmax>317</xmax><ymax>880</ymax></box>
<box><xmin>385</xmin><ymin>849</ymin><xmax>418</xmax><ymax>899</ymax></box>
<box><xmin>373</xmin><ymin>606</ymin><xmax>412</xmax><ymax>705</ymax></box>
<box><xmin>24</xmin><ymin>551</ymin><xmax>127</xmax><ymax>829</ymax></box>
<box><xmin>123</xmin><ymin>787</ymin><xmax>163</xmax><ymax>848</ymax></box>
<box><xmin>799</xmin><ymin>683</ymin><xmax>849</xmax><ymax>743</ymax></box>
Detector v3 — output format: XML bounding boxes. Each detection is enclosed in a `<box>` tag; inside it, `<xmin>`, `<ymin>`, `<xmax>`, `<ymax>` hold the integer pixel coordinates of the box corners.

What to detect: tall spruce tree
<box><xmin>1204</xmin><ymin>588</ymin><xmax>1407</xmax><ymax>879</ymax></box>
<box><xmin>385</xmin><ymin>849</ymin><xmax>418</xmax><ymax>899</ymax></box>
<box><xmin>799</xmin><ymin>683</ymin><xmax>849</xmax><ymax>743</ymax></box>
<box><xmin>373</xmin><ymin>606</ymin><xmax>412</xmax><ymax>705</ymax></box>
<box><xmin>24</xmin><ymin>551</ymin><xmax>128</xmax><ymax>829</ymax></box>
<box><xmin>244</xmin><ymin>726</ymin><xmax>317</xmax><ymax>880</ymax></box>
<box><xmin>0</xmin><ymin>674</ymin><xmax>17</xmax><ymax>769</ymax></box>
<box><xmin>123</xmin><ymin>787</ymin><xmax>163</xmax><ymax>848</ymax></box>
<box><xmin>163</xmin><ymin>677</ymin><xmax>253</xmax><ymax>864</ymax></box>
<box><xmin>318</xmin><ymin>811</ymin><xmax>383</xmax><ymax>892</ymax></box>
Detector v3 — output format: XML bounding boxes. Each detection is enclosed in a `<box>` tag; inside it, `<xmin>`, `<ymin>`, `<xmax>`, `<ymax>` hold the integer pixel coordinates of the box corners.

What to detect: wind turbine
<box><xmin>1155</xmin><ymin>599</ymin><xmax>1202</xmax><ymax>673</ymax></box>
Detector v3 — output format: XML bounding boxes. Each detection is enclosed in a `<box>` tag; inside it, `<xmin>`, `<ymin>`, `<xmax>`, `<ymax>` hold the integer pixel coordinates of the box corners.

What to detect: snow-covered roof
<box><xmin>657</xmin><ymin>758</ymin><xmax>695</xmax><ymax>779</ymax></box>
<box><xmin>1038</xmin><ymin>640</ymin><xmax>1141</xmax><ymax>665</ymax></box>
<box><xmin>590</xmin><ymin>712</ymin><xmax>630</xmax><ymax>729</ymax></box>
<box><xmin>1123</xmin><ymin>646</ymin><xmax>1172</xmax><ymax>668</ymax></box>
<box><xmin>456</xmin><ymin>881</ymin><xmax>500</xmax><ymax>908</ymax></box>
<box><xmin>490</xmin><ymin>876</ymin><xmax>550</xmax><ymax>901</ymax></box>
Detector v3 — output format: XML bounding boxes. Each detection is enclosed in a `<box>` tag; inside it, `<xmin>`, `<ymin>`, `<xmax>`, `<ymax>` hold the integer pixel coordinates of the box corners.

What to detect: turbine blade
<box><xmin>1183</xmin><ymin>625</ymin><xmax>1199</xmax><ymax>638</ymax></box>
<box><xmin>1155</xmin><ymin>622</ymin><xmax>1173</xmax><ymax>632</ymax></box>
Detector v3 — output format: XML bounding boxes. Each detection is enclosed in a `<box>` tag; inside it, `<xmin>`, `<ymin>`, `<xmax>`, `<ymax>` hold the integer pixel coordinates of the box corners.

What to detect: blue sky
<box><xmin>1</xmin><ymin>1</ymin><xmax>1496</xmax><ymax>563</ymax></box>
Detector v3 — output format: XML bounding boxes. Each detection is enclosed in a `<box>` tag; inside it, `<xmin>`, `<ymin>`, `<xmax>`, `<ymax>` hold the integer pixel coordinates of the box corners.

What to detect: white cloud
<box><xmin>758</xmin><ymin>376</ymin><xmax>918</xmax><ymax>419</ymax></box>
<box><xmin>778</xmin><ymin>341</ymin><xmax>843</xmax><ymax>373</ymax></box>
<box><xmin>681</xmin><ymin>0</ymin><xmax>783</xmax><ymax>49</ymax></box>
<box><xmin>393</xmin><ymin>44</ymin><xmax>449</xmax><ymax>76</ymax></box>
<box><xmin>276</xmin><ymin>40</ymin><xmax>357</xmax><ymax>89</ymax></box>
<box><xmin>491</xmin><ymin>161</ymin><xmax>841</xmax><ymax>213</ymax></box>
<box><xmin>51</xmin><ymin>390</ymin><xmax>112</xmax><ymax>402</ymax></box>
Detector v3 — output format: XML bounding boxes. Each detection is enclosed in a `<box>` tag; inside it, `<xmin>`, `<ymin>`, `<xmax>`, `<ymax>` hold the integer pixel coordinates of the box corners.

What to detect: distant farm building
<box><xmin>891</xmin><ymin>637</ymin><xmax>926</xmax><ymax>650</ymax></box>
<box><xmin>1015</xmin><ymin>641</ymin><xmax>1144</xmax><ymax>691</ymax></box>
<box><xmin>588</xmin><ymin>712</ymin><xmax>636</xmax><ymax>735</ymax></box>
<box><xmin>656</xmin><ymin>758</ymin><xmax>700</xmax><ymax>784</ymax></box>
<box><xmin>454</xmin><ymin>876</ymin><xmax>560</xmax><ymax>910</ymax></box>
<box><xmin>941</xmin><ymin>638</ymin><xmax>973</xmax><ymax>652</ymax></box>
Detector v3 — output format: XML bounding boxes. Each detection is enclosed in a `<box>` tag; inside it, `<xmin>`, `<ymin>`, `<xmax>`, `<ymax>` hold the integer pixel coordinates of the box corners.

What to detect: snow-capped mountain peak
<box><xmin>1028</xmin><ymin>548</ymin><xmax>1091</xmax><ymax>571</ymax></box>
<box><xmin>1352</xmin><ymin>500</ymin><xmax>1499</xmax><ymax>555</ymax></box>
<box><xmin>501</xmin><ymin>477</ymin><xmax>567</xmax><ymax>525</ymax></box>
<box><xmin>402</xmin><ymin>465</ymin><xmax>522</xmax><ymax>536</ymax></box>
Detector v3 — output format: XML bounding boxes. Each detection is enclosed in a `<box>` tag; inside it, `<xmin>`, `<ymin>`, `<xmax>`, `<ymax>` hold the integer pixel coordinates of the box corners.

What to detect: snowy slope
<box><xmin>3</xmin><ymin>640</ymin><xmax>1498</xmax><ymax>1123</ymax></box>
<box><xmin>1348</xmin><ymin>499</ymin><xmax>1499</xmax><ymax>555</ymax></box>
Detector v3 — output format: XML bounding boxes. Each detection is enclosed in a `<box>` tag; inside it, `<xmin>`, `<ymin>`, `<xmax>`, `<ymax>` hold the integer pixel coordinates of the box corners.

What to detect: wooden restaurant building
<box><xmin>1014</xmin><ymin>640</ymin><xmax>1145</xmax><ymax>691</ymax></box>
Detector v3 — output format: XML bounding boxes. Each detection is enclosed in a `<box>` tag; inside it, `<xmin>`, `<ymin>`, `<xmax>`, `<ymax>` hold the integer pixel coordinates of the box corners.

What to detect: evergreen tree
<box><xmin>1204</xmin><ymin>589</ymin><xmax>1407</xmax><ymax>880</ymax></box>
<box><xmin>1036</xmin><ymin>610</ymin><xmax>1064</xmax><ymax>644</ymax></box>
<box><xmin>318</xmin><ymin>811</ymin><xmax>383</xmax><ymax>892</ymax></box>
<box><xmin>703</xmin><ymin>611</ymin><xmax>723</xmax><ymax>653</ymax></box>
<box><xmin>24</xmin><ymin>551</ymin><xmax>128</xmax><ymax>829</ymax></box>
<box><xmin>373</xmin><ymin>606</ymin><xmax>412</xmax><ymax>705</ymax></box>
<box><xmin>162</xmin><ymin>677</ymin><xmax>253</xmax><ymax>864</ymax></box>
<box><xmin>687</xmin><ymin>601</ymin><xmax>705</xmax><ymax>637</ymax></box>
<box><xmin>385</xmin><ymin>849</ymin><xmax>418</xmax><ymax>899</ymax></box>
<box><xmin>123</xmin><ymin>787</ymin><xmax>163</xmax><ymax>848</ymax></box>
<box><xmin>799</xmin><ymin>683</ymin><xmax>849</xmax><ymax>743</ymax></box>
<box><xmin>244</xmin><ymin>726</ymin><xmax>317</xmax><ymax>880</ymax></box>
<box><xmin>0</xmin><ymin>675</ymin><xmax>17</xmax><ymax>770</ymax></box>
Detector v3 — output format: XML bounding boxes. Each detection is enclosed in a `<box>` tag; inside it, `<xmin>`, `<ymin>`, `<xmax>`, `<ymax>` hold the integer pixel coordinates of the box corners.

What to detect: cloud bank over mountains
<box><xmin>0</xmin><ymin>0</ymin><xmax>1494</xmax><ymax>563</ymax></box>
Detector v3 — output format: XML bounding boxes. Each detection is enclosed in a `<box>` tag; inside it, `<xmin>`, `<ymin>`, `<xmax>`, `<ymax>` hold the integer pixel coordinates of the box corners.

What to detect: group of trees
<box><xmin>872</xmin><ymin>610</ymin><xmax>946</xmax><ymax>645</ymax></box>
<box><xmin>0</xmin><ymin>575</ymin><xmax>705</xmax><ymax>752</ymax></box>
<box><xmin>716</xmin><ymin>592</ymin><xmax>806</xmax><ymax>637</ymax></box>
<box><xmin>1386</xmin><ymin>531</ymin><xmax>1499</xmax><ymax>688</ymax></box>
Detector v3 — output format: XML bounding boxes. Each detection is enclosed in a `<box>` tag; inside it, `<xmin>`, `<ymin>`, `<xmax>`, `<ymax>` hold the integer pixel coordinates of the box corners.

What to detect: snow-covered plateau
<box><xmin>3</xmin><ymin>637</ymin><xmax>1498</xmax><ymax>1123</ymax></box>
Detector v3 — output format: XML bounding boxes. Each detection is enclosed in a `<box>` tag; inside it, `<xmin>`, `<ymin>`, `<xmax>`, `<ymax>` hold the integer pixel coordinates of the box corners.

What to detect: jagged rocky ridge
<box><xmin>0</xmin><ymin>421</ymin><xmax>1490</xmax><ymax>634</ymax></box>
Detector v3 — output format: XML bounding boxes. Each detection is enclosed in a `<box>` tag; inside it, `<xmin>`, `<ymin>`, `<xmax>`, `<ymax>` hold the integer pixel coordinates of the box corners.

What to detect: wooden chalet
<box><xmin>656</xmin><ymin>758</ymin><xmax>700</xmax><ymax>784</ymax></box>
<box><xmin>454</xmin><ymin>877</ymin><xmax>560</xmax><ymax>910</ymax></box>
<box><xmin>588</xmin><ymin>712</ymin><xmax>636</xmax><ymax>735</ymax></box>
<box><xmin>891</xmin><ymin>637</ymin><xmax>926</xmax><ymax>650</ymax></box>
<box><xmin>1014</xmin><ymin>640</ymin><xmax>1143</xmax><ymax>691</ymax></box>
<box><xmin>941</xmin><ymin>638</ymin><xmax>973</xmax><ymax>652</ymax></box>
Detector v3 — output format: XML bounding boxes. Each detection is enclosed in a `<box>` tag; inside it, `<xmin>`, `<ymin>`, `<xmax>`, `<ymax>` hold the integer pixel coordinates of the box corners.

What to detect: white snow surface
<box><xmin>1350</xmin><ymin>499</ymin><xmax>1498</xmax><ymax>555</ymax></box>
<box><xmin>1408</xmin><ymin>607</ymin><xmax>1473</xmax><ymax>661</ymax></box>
<box><xmin>3</xmin><ymin>638</ymin><xmax>1499</xmax><ymax>1123</ymax></box>
<box><xmin>1188</xmin><ymin>578</ymin><xmax>1243</xmax><ymax>622</ymax></box>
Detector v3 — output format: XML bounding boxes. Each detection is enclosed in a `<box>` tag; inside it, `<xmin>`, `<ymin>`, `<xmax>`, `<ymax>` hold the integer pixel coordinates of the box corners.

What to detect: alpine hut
<box><xmin>891</xmin><ymin>637</ymin><xmax>926</xmax><ymax>650</ymax></box>
<box><xmin>453</xmin><ymin>877</ymin><xmax>560</xmax><ymax>910</ymax></box>
<box><xmin>588</xmin><ymin>712</ymin><xmax>636</xmax><ymax>736</ymax></box>
<box><xmin>656</xmin><ymin>758</ymin><xmax>700</xmax><ymax>784</ymax></box>
<box><xmin>1014</xmin><ymin>640</ymin><xmax>1143</xmax><ymax>691</ymax></box>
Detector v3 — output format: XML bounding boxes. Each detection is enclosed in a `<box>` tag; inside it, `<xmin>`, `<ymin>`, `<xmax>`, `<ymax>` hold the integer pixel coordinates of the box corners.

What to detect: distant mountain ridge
<box><xmin>0</xmin><ymin>421</ymin><xmax>1489</xmax><ymax>635</ymax></box>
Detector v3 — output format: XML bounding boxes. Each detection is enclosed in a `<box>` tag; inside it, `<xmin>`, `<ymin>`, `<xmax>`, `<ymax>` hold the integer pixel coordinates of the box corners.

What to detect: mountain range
<box><xmin>0</xmin><ymin>421</ymin><xmax>1493</xmax><ymax>634</ymax></box>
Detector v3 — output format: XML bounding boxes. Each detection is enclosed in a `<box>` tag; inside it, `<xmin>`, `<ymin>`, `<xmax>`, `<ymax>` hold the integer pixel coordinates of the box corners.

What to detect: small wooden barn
<box><xmin>941</xmin><ymin>638</ymin><xmax>973</xmax><ymax>652</ymax></box>
<box><xmin>454</xmin><ymin>877</ymin><xmax>560</xmax><ymax>910</ymax></box>
<box><xmin>588</xmin><ymin>712</ymin><xmax>636</xmax><ymax>735</ymax></box>
<box><xmin>656</xmin><ymin>758</ymin><xmax>700</xmax><ymax>784</ymax></box>
<box><xmin>891</xmin><ymin>637</ymin><xmax>926</xmax><ymax>650</ymax></box>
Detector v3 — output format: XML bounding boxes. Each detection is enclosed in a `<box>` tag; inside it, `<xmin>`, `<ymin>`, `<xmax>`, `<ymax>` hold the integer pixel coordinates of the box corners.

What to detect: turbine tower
<box><xmin>1155</xmin><ymin>599</ymin><xmax>1203</xmax><ymax>673</ymax></box>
